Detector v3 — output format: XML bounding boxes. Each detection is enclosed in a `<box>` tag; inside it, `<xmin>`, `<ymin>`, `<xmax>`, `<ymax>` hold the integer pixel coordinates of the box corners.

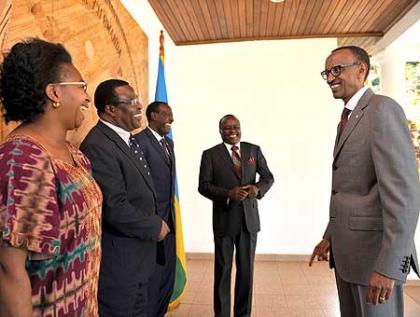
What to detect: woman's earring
<box><xmin>52</xmin><ymin>102</ymin><xmax>60</xmax><ymax>109</ymax></box>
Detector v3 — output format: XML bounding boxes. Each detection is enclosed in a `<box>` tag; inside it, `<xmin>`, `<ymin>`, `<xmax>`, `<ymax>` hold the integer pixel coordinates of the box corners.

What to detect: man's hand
<box><xmin>365</xmin><ymin>272</ymin><xmax>395</xmax><ymax>305</ymax></box>
<box><xmin>158</xmin><ymin>220</ymin><xmax>170</xmax><ymax>241</ymax></box>
<box><xmin>309</xmin><ymin>239</ymin><xmax>330</xmax><ymax>266</ymax></box>
<box><xmin>242</xmin><ymin>185</ymin><xmax>259</xmax><ymax>199</ymax></box>
<box><xmin>228</xmin><ymin>186</ymin><xmax>249</xmax><ymax>201</ymax></box>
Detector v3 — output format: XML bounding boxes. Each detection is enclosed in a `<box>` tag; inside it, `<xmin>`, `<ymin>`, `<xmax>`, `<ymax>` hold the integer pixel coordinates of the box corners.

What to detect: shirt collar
<box><xmin>224</xmin><ymin>142</ymin><xmax>240</xmax><ymax>152</ymax></box>
<box><xmin>345</xmin><ymin>86</ymin><xmax>369</xmax><ymax>111</ymax></box>
<box><xmin>148</xmin><ymin>126</ymin><xmax>164</xmax><ymax>142</ymax></box>
<box><xmin>100</xmin><ymin>119</ymin><xmax>131</xmax><ymax>146</ymax></box>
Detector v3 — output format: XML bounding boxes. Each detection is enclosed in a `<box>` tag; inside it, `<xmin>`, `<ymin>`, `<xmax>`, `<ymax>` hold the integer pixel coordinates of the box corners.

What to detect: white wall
<box><xmin>120</xmin><ymin>0</ymin><xmax>177</xmax><ymax>101</ymax></box>
<box><xmin>122</xmin><ymin>0</ymin><xmax>340</xmax><ymax>254</ymax></box>
<box><xmin>170</xmin><ymin>40</ymin><xmax>339</xmax><ymax>254</ymax></box>
<box><xmin>375</xmin><ymin>18</ymin><xmax>420</xmax><ymax>119</ymax></box>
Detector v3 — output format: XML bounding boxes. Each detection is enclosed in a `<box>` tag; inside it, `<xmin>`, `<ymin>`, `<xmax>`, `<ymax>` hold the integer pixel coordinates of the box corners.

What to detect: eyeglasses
<box><xmin>113</xmin><ymin>97</ymin><xmax>141</xmax><ymax>107</ymax></box>
<box><xmin>320</xmin><ymin>63</ymin><xmax>360</xmax><ymax>80</ymax></box>
<box><xmin>52</xmin><ymin>81</ymin><xmax>88</xmax><ymax>92</ymax></box>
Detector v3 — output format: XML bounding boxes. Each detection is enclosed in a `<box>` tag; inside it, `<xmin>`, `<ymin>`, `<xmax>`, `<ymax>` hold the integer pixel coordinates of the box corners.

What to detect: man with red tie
<box><xmin>310</xmin><ymin>46</ymin><xmax>420</xmax><ymax>317</ymax></box>
<box><xmin>198</xmin><ymin>114</ymin><xmax>274</xmax><ymax>317</ymax></box>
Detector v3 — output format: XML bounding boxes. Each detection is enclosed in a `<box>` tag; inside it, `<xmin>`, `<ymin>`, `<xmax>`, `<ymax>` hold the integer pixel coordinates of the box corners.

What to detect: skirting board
<box><xmin>186</xmin><ymin>252</ymin><xmax>309</xmax><ymax>262</ymax></box>
<box><xmin>407</xmin><ymin>280</ymin><xmax>420</xmax><ymax>286</ymax></box>
<box><xmin>186</xmin><ymin>253</ymin><xmax>420</xmax><ymax>284</ymax></box>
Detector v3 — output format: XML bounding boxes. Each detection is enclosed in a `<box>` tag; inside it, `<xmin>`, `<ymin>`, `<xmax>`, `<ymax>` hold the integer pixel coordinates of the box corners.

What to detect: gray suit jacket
<box><xmin>324</xmin><ymin>88</ymin><xmax>420</xmax><ymax>285</ymax></box>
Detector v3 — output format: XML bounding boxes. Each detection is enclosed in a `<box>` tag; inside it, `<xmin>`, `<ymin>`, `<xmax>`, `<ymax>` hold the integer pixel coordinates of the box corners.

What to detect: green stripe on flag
<box><xmin>170</xmin><ymin>257</ymin><xmax>187</xmax><ymax>302</ymax></box>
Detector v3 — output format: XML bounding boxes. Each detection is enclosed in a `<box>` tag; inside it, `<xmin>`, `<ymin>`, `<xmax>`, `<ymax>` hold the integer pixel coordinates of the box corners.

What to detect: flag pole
<box><xmin>160</xmin><ymin>30</ymin><xmax>165</xmax><ymax>61</ymax></box>
<box><xmin>155</xmin><ymin>31</ymin><xmax>188</xmax><ymax>312</ymax></box>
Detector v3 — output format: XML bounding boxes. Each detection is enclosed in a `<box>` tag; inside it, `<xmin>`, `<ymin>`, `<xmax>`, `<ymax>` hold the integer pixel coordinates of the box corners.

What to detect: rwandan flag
<box><xmin>155</xmin><ymin>30</ymin><xmax>187</xmax><ymax>310</ymax></box>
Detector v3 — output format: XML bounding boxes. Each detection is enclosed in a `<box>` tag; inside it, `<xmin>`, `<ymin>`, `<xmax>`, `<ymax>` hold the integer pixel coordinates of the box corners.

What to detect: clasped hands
<box><xmin>309</xmin><ymin>239</ymin><xmax>395</xmax><ymax>305</ymax></box>
<box><xmin>228</xmin><ymin>185</ymin><xmax>259</xmax><ymax>201</ymax></box>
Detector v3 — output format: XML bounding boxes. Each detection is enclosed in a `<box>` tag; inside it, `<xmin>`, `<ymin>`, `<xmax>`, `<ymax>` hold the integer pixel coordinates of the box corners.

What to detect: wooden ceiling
<box><xmin>148</xmin><ymin>0</ymin><xmax>419</xmax><ymax>53</ymax></box>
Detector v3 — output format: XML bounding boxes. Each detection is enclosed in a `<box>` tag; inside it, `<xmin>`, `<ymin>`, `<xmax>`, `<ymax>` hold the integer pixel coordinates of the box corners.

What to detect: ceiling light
<box><xmin>270</xmin><ymin>0</ymin><xmax>285</xmax><ymax>3</ymax></box>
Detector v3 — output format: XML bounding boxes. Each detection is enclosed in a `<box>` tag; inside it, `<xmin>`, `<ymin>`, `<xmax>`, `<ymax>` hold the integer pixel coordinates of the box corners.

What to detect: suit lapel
<box><xmin>145</xmin><ymin>128</ymin><xmax>171</xmax><ymax>166</ymax></box>
<box><xmin>333</xmin><ymin>123</ymin><xmax>341</xmax><ymax>149</ymax></box>
<box><xmin>216</xmin><ymin>143</ymin><xmax>241</xmax><ymax>180</ymax></box>
<box><xmin>333</xmin><ymin>89</ymin><xmax>374</xmax><ymax>159</ymax></box>
<box><xmin>240</xmin><ymin>142</ymin><xmax>250</xmax><ymax>181</ymax></box>
<box><xmin>166</xmin><ymin>138</ymin><xmax>176</xmax><ymax>168</ymax></box>
<box><xmin>97</xmin><ymin>122</ymin><xmax>156</xmax><ymax>194</ymax></box>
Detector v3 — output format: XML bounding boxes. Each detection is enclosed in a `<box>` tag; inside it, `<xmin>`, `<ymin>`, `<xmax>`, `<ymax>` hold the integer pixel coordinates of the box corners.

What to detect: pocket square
<box><xmin>247</xmin><ymin>156</ymin><xmax>255</xmax><ymax>165</ymax></box>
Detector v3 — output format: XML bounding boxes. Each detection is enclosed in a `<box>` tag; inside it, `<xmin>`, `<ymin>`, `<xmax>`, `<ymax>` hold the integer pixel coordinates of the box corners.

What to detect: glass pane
<box><xmin>367</xmin><ymin>63</ymin><xmax>381</xmax><ymax>94</ymax></box>
<box><xmin>405</xmin><ymin>61</ymin><xmax>420</xmax><ymax>166</ymax></box>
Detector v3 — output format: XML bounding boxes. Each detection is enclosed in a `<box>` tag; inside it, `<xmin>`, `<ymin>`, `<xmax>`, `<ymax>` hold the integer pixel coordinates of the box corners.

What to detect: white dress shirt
<box><xmin>100</xmin><ymin>119</ymin><xmax>131</xmax><ymax>146</ymax></box>
<box><xmin>224</xmin><ymin>142</ymin><xmax>241</xmax><ymax>157</ymax></box>
<box><xmin>344</xmin><ymin>86</ymin><xmax>369</xmax><ymax>118</ymax></box>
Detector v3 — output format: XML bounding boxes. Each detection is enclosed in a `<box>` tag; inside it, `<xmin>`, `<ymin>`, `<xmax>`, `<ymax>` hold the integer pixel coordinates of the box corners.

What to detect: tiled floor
<box><xmin>167</xmin><ymin>258</ymin><xmax>420</xmax><ymax>317</ymax></box>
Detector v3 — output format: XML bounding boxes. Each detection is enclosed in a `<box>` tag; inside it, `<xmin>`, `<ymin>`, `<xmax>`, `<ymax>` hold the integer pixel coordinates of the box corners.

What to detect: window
<box><xmin>367</xmin><ymin>64</ymin><xmax>381</xmax><ymax>94</ymax></box>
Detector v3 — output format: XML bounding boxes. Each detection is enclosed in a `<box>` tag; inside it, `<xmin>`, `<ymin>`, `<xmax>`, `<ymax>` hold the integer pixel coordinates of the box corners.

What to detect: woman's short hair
<box><xmin>0</xmin><ymin>38</ymin><xmax>72</xmax><ymax>123</ymax></box>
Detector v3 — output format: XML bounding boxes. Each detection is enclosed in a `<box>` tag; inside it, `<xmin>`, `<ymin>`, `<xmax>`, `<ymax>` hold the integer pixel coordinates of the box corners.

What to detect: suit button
<box><xmin>332</xmin><ymin>190</ymin><xmax>337</xmax><ymax>195</ymax></box>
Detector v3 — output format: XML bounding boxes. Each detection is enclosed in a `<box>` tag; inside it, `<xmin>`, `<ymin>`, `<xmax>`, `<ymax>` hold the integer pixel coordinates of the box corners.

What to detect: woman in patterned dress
<box><xmin>0</xmin><ymin>39</ymin><xmax>102</xmax><ymax>316</ymax></box>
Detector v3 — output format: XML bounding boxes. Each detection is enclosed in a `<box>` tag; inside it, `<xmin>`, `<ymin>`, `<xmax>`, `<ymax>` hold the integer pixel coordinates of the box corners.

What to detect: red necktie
<box><xmin>338</xmin><ymin>107</ymin><xmax>351</xmax><ymax>139</ymax></box>
<box><xmin>231</xmin><ymin>145</ymin><xmax>241</xmax><ymax>178</ymax></box>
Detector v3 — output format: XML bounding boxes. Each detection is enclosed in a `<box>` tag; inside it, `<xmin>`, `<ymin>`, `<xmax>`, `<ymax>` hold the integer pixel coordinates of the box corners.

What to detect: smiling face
<box><xmin>220</xmin><ymin>116</ymin><xmax>241</xmax><ymax>145</ymax></box>
<box><xmin>150</xmin><ymin>103</ymin><xmax>174</xmax><ymax>136</ymax></box>
<box><xmin>111</xmin><ymin>85</ymin><xmax>143</xmax><ymax>132</ymax></box>
<box><xmin>324</xmin><ymin>49</ymin><xmax>367</xmax><ymax>104</ymax></box>
<box><xmin>53</xmin><ymin>63</ymin><xmax>91</xmax><ymax>130</ymax></box>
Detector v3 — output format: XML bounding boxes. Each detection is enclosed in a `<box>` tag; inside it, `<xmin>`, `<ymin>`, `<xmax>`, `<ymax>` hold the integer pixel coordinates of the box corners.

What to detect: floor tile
<box><xmin>166</xmin><ymin>259</ymin><xmax>420</xmax><ymax>316</ymax></box>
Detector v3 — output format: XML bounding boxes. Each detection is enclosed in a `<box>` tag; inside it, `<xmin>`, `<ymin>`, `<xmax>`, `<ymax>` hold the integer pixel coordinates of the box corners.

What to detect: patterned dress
<box><xmin>0</xmin><ymin>135</ymin><xmax>102</xmax><ymax>317</ymax></box>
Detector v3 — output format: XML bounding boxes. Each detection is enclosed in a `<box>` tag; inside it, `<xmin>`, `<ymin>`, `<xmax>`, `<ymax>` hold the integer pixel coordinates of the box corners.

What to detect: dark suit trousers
<box><xmin>214</xmin><ymin>226</ymin><xmax>257</xmax><ymax>317</ymax></box>
<box><xmin>335</xmin><ymin>271</ymin><xmax>404</xmax><ymax>317</ymax></box>
<box><xmin>146</xmin><ymin>232</ymin><xmax>176</xmax><ymax>317</ymax></box>
<box><xmin>99</xmin><ymin>280</ymin><xmax>148</xmax><ymax>317</ymax></box>
<box><xmin>98</xmin><ymin>235</ymin><xmax>149</xmax><ymax>317</ymax></box>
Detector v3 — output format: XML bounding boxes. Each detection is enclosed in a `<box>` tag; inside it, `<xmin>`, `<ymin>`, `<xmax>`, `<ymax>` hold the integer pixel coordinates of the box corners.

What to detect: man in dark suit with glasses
<box><xmin>81</xmin><ymin>79</ymin><xmax>170</xmax><ymax>317</ymax></box>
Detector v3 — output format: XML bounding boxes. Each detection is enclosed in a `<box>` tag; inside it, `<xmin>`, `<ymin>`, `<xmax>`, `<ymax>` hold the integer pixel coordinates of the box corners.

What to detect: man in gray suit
<box><xmin>309</xmin><ymin>46</ymin><xmax>420</xmax><ymax>317</ymax></box>
<box><xmin>81</xmin><ymin>79</ymin><xmax>170</xmax><ymax>316</ymax></box>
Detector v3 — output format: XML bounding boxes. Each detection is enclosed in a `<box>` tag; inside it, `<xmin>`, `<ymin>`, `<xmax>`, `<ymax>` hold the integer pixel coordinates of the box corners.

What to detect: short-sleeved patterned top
<box><xmin>0</xmin><ymin>135</ymin><xmax>102</xmax><ymax>317</ymax></box>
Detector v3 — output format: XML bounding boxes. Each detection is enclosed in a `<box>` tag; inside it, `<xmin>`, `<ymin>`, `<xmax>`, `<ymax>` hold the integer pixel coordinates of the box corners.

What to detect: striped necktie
<box><xmin>160</xmin><ymin>138</ymin><xmax>170</xmax><ymax>160</ymax></box>
<box><xmin>231</xmin><ymin>145</ymin><xmax>241</xmax><ymax>178</ymax></box>
<box><xmin>129</xmin><ymin>135</ymin><xmax>151</xmax><ymax>176</ymax></box>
